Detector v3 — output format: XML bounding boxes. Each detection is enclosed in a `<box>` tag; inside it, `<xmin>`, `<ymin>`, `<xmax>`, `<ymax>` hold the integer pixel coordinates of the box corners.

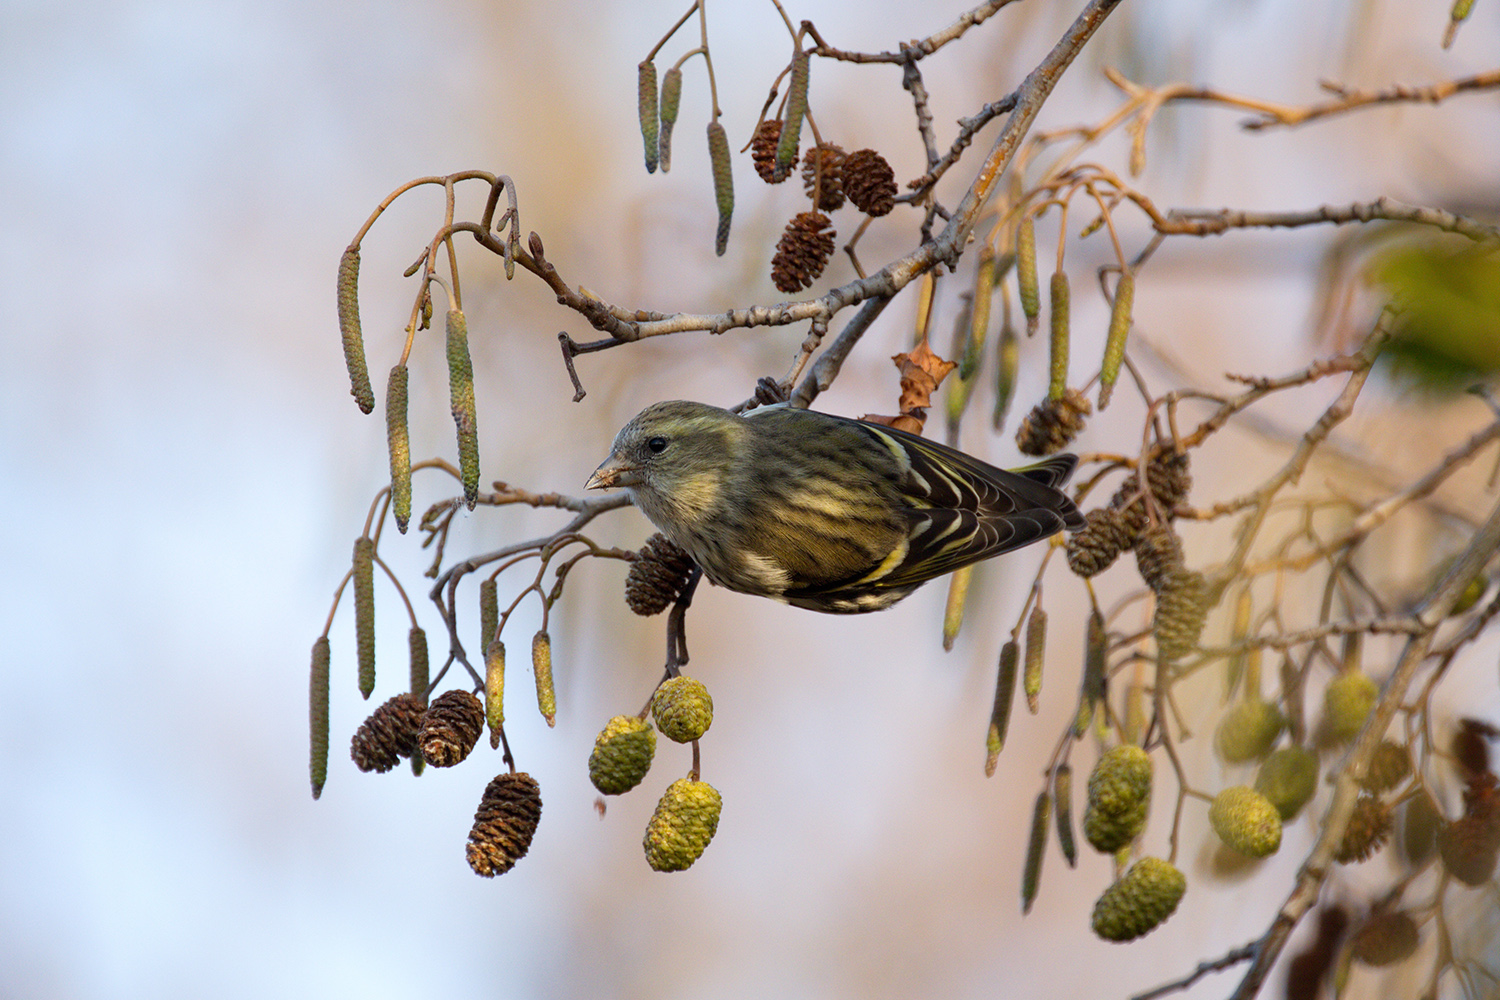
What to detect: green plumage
<box><xmin>588</xmin><ymin>400</ymin><xmax>1084</xmax><ymax>614</ymax></box>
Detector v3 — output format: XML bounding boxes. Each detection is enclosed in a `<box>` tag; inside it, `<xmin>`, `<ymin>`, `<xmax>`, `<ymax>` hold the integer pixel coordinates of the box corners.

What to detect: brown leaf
<box><xmin>868</xmin><ymin>336</ymin><xmax>956</xmax><ymax>436</ymax></box>
<box><xmin>894</xmin><ymin>336</ymin><xmax>958</xmax><ymax>414</ymax></box>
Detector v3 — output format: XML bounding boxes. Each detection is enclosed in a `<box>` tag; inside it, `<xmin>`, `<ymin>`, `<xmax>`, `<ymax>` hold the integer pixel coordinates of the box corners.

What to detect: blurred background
<box><xmin>3</xmin><ymin>0</ymin><xmax>1498</xmax><ymax>997</ymax></box>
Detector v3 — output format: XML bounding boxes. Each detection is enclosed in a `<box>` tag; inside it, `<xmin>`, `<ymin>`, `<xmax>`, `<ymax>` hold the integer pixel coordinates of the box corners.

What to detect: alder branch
<box><xmin>1241</xmin><ymin>67</ymin><xmax>1500</xmax><ymax>130</ymax></box>
<box><xmin>802</xmin><ymin>0</ymin><xmax>1021</xmax><ymax>64</ymax></box>
<box><xmin>1154</xmin><ymin>198</ymin><xmax>1500</xmax><ymax>244</ymax></box>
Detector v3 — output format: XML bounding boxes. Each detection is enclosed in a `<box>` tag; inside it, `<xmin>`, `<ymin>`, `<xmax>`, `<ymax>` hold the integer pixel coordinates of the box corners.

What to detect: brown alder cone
<box><xmin>751</xmin><ymin>119</ymin><xmax>792</xmax><ymax>183</ymax></box>
<box><xmin>350</xmin><ymin>692</ymin><xmax>426</xmax><ymax>773</ymax></box>
<box><xmin>466</xmin><ymin>772</ymin><xmax>543</xmax><ymax>877</ymax></box>
<box><xmin>801</xmin><ymin>144</ymin><xmax>846</xmax><ymax>211</ymax></box>
<box><xmin>843</xmin><ymin>148</ymin><xmax>897</xmax><ymax>216</ymax></box>
<box><xmin>770</xmin><ymin>211</ymin><xmax>835</xmax><ymax>293</ymax></box>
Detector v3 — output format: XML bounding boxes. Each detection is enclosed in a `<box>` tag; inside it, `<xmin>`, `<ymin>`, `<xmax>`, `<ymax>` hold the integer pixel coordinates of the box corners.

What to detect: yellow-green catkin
<box><xmin>1078</xmin><ymin>608</ymin><xmax>1106</xmax><ymax>738</ymax></box>
<box><xmin>532</xmin><ymin>630</ymin><xmax>555</xmax><ymax>728</ymax></box>
<box><xmin>992</xmin><ymin>309</ymin><xmax>1019</xmax><ymax>430</ymax></box>
<box><xmin>1021</xmin><ymin>789</ymin><xmax>1050</xmax><ymax>914</ymax></box>
<box><xmin>408</xmin><ymin>626</ymin><xmax>429</xmax><ymax>776</ymax></box>
<box><xmin>1122</xmin><ymin>678</ymin><xmax>1147</xmax><ymax>746</ymax></box>
<box><xmin>309</xmin><ymin>636</ymin><xmax>331</xmax><ymax>799</ymax></box>
<box><xmin>1444</xmin><ymin>0</ymin><xmax>1475</xmax><ymax>48</ymax></box>
<box><xmin>445</xmin><ymin>308</ymin><xmax>479</xmax><ymax>509</ymax></box>
<box><xmin>1054</xmin><ymin>765</ymin><xmax>1077</xmax><ymax>867</ymax></box>
<box><xmin>337</xmin><ymin>247</ymin><xmax>374</xmax><ymax>414</ymax></box>
<box><xmin>408</xmin><ymin>626</ymin><xmax>429</xmax><ymax>701</ymax></box>
<box><xmin>658</xmin><ymin>66</ymin><xmax>682</xmax><ymax>172</ymax></box>
<box><xmin>485</xmin><ymin>639</ymin><xmax>505</xmax><ymax>748</ymax></box>
<box><xmin>1017</xmin><ymin>217</ymin><xmax>1040</xmax><ymax>336</ymax></box>
<box><xmin>1048</xmin><ymin>270</ymin><xmax>1070</xmax><ymax>401</ymax></box>
<box><xmin>707</xmin><ymin>121</ymin><xmax>733</xmax><ymax>257</ymax></box>
<box><xmin>777</xmin><ymin>48</ymin><xmax>809</xmax><ymax>174</ymax></box>
<box><xmin>961</xmin><ymin>248</ymin><xmax>995</xmax><ymax>381</ymax></box>
<box><xmin>1097</xmin><ymin>270</ymin><xmax>1134</xmax><ymax>411</ymax></box>
<box><xmin>1225</xmin><ymin>587</ymin><xmax>1253</xmax><ymax>699</ymax></box>
<box><xmin>1024</xmin><ymin>605</ymin><xmax>1046</xmax><ymax>714</ymax></box>
<box><xmin>944</xmin><ymin>296</ymin><xmax>976</xmax><ymax>440</ymax></box>
<box><xmin>386</xmin><ymin>364</ymin><xmax>411</xmax><ymax>532</ymax></box>
<box><xmin>352</xmin><ymin>536</ymin><xmax>375</xmax><ymax>699</ymax></box>
<box><xmin>637</xmin><ymin>60</ymin><xmax>659</xmax><ymax>173</ymax></box>
<box><xmin>479</xmin><ymin>577</ymin><xmax>498</xmax><ymax>659</ymax></box>
<box><xmin>942</xmin><ymin>565</ymin><xmax>972</xmax><ymax>652</ymax></box>
<box><xmin>986</xmin><ymin>640</ymin><xmax>1019</xmax><ymax>776</ymax></box>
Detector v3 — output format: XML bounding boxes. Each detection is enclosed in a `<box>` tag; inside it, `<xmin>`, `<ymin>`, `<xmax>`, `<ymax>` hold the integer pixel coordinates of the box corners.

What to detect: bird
<box><xmin>586</xmin><ymin>400</ymin><xmax>1085</xmax><ymax>614</ymax></box>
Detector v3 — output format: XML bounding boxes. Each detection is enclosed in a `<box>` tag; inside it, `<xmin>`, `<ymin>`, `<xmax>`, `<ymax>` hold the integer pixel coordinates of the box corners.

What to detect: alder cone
<box><xmin>771</xmin><ymin>211</ymin><xmax>835</xmax><ymax>293</ymax></box>
<box><xmin>466</xmin><ymin>772</ymin><xmax>543</xmax><ymax>877</ymax></box>
<box><xmin>751</xmin><ymin>120</ymin><xmax>791</xmax><ymax>183</ymax></box>
<box><xmin>843</xmin><ymin>149</ymin><xmax>897</xmax><ymax>216</ymax></box>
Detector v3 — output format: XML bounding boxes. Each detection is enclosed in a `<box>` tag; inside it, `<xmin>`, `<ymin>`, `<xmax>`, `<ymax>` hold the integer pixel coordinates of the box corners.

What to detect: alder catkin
<box><xmin>658</xmin><ymin>66</ymin><xmax>682</xmax><ymax>172</ymax></box>
<box><xmin>386</xmin><ymin>364</ymin><xmax>411</xmax><ymax>532</ymax></box>
<box><xmin>942</xmin><ymin>565</ymin><xmax>972</xmax><ymax>652</ymax></box>
<box><xmin>1048</xmin><ymin>270</ymin><xmax>1070</xmax><ymax>401</ymax></box>
<box><xmin>337</xmin><ymin>247</ymin><xmax>374</xmax><ymax>414</ymax></box>
<box><xmin>707</xmin><ymin>121</ymin><xmax>734</xmax><ymax>256</ymax></box>
<box><xmin>986</xmin><ymin>640</ymin><xmax>1019</xmax><ymax>776</ymax></box>
<box><xmin>1021</xmin><ymin>790</ymin><xmax>1050</xmax><ymax>914</ymax></box>
<box><xmin>445</xmin><ymin>308</ymin><xmax>479</xmax><ymax>509</ymax></box>
<box><xmin>309</xmin><ymin>636</ymin><xmax>331</xmax><ymax>799</ymax></box>
<box><xmin>777</xmin><ymin>48</ymin><xmax>808</xmax><ymax>173</ymax></box>
<box><xmin>1024</xmin><ymin>606</ymin><xmax>1047</xmax><ymax>713</ymax></box>
<box><xmin>1098</xmin><ymin>270</ymin><xmax>1134</xmax><ymax>411</ymax></box>
<box><xmin>637</xmin><ymin>60</ymin><xmax>659</xmax><ymax>173</ymax></box>
<box><xmin>992</xmin><ymin>314</ymin><xmax>1018</xmax><ymax>430</ymax></box>
<box><xmin>485</xmin><ymin>639</ymin><xmax>506</xmax><ymax>747</ymax></box>
<box><xmin>352</xmin><ymin>536</ymin><xmax>375</xmax><ymax>699</ymax></box>
<box><xmin>408</xmin><ymin>626</ymin><xmax>429</xmax><ymax>701</ymax></box>
<box><xmin>532</xmin><ymin>630</ymin><xmax>555</xmax><ymax>727</ymax></box>
<box><xmin>1017</xmin><ymin>218</ymin><xmax>1040</xmax><ymax>336</ymax></box>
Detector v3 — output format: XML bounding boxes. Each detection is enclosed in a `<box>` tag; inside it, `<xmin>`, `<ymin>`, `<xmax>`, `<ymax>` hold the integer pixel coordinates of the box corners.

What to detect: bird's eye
<box><xmin>647</xmin><ymin>436</ymin><xmax>668</xmax><ymax>454</ymax></box>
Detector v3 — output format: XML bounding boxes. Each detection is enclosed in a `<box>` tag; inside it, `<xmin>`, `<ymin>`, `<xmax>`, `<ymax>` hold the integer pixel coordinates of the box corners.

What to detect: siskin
<box><xmin>587</xmin><ymin>400</ymin><xmax>1084</xmax><ymax>614</ymax></box>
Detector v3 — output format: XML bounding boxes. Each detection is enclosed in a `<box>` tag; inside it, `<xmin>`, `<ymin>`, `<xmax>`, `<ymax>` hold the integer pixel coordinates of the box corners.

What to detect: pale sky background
<box><xmin>2</xmin><ymin>1</ymin><xmax>1498</xmax><ymax>998</ymax></box>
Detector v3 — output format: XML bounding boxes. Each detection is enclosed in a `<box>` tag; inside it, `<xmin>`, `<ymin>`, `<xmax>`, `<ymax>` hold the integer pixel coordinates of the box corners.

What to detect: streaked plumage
<box><xmin>586</xmin><ymin>400</ymin><xmax>1085</xmax><ymax>613</ymax></box>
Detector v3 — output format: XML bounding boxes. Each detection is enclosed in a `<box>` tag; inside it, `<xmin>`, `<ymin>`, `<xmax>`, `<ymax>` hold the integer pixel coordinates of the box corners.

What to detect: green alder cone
<box><xmin>644</xmin><ymin>778</ymin><xmax>722</xmax><ymax>872</ymax></box>
<box><xmin>652</xmin><ymin>675</ymin><xmax>714</xmax><ymax>743</ymax></box>
<box><xmin>1091</xmin><ymin>857</ymin><xmax>1186</xmax><ymax>942</ymax></box>
<box><xmin>1209</xmin><ymin>786</ymin><xmax>1283</xmax><ymax>857</ymax></box>
<box><xmin>1255</xmin><ymin>745</ymin><xmax>1319</xmax><ymax>820</ymax></box>
<box><xmin>589</xmin><ymin>716</ymin><xmax>657</xmax><ymax>795</ymax></box>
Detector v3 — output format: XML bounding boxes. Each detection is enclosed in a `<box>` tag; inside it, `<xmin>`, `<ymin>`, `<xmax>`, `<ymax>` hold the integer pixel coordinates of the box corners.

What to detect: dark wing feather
<box><xmin>751</xmin><ymin>408</ymin><xmax>1084</xmax><ymax>607</ymax></box>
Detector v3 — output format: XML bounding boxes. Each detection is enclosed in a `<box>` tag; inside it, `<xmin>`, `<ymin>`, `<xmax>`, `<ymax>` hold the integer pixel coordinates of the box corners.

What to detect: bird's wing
<box><xmin>853</xmin><ymin>418</ymin><xmax>1085</xmax><ymax>528</ymax></box>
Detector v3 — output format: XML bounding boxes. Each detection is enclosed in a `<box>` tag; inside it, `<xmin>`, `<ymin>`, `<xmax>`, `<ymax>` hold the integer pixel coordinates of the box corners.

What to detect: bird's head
<box><xmin>585</xmin><ymin>401</ymin><xmax>743</xmax><ymax>515</ymax></box>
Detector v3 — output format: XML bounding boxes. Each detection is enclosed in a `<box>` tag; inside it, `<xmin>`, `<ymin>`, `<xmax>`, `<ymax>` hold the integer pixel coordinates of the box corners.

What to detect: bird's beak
<box><xmin>585</xmin><ymin>455</ymin><xmax>633</xmax><ymax>490</ymax></box>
